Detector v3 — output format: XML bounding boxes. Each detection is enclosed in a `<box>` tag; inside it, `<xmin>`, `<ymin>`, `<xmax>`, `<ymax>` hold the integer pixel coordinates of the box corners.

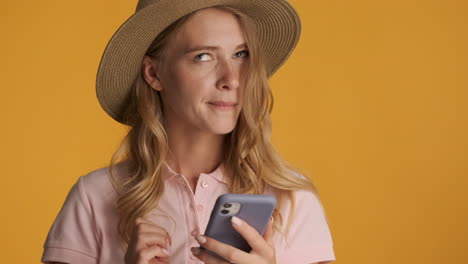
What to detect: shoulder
<box><xmin>265</xmin><ymin>167</ymin><xmax>314</xmax><ymax>198</ymax></box>
<box><xmin>265</xmin><ymin>169</ymin><xmax>326</xmax><ymax>221</ymax></box>
<box><xmin>264</xmin><ymin>168</ymin><xmax>331</xmax><ymax>235</ymax></box>
<box><xmin>80</xmin><ymin>161</ymin><xmax>129</xmax><ymax>195</ymax></box>
<box><xmin>41</xmin><ymin>162</ymin><xmax>133</xmax><ymax>263</ymax></box>
<box><xmin>285</xmin><ymin>168</ymin><xmax>321</xmax><ymax>203</ymax></box>
<box><xmin>286</xmin><ymin>168</ymin><xmax>308</xmax><ymax>180</ymax></box>
<box><xmin>60</xmin><ymin>161</ymin><xmax>131</xmax><ymax>212</ymax></box>
<box><xmin>268</xmin><ymin>171</ymin><xmax>336</xmax><ymax>263</ymax></box>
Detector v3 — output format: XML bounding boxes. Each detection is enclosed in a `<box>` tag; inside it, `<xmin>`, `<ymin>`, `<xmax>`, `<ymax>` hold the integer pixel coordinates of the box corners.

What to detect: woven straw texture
<box><xmin>96</xmin><ymin>0</ymin><xmax>301</xmax><ymax>124</ymax></box>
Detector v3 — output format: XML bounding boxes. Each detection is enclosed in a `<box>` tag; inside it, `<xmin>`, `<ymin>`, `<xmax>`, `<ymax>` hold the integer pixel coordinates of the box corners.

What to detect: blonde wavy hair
<box><xmin>108</xmin><ymin>6</ymin><xmax>318</xmax><ymax>247</ymax></box>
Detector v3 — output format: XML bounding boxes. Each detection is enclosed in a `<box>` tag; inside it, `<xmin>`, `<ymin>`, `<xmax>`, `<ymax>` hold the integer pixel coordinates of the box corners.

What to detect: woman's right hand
<box><xmin>124</xmin><ymin>217</ymin><xmax>172</xmax><ymax>264</ymax></box>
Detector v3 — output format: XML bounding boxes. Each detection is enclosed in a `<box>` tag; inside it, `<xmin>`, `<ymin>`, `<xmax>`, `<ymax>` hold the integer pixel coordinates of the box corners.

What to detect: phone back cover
<box><xmin>203</xmin><ymin>194</ymin><xmax>277</xmax><ymax>257</ymax></box>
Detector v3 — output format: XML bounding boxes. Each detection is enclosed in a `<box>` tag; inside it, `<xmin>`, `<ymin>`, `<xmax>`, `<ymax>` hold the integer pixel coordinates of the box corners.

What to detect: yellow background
<box><xmin>2</xmin><ymin>0</ymin><xmax>467</xmax><ymax>263</ymax></box>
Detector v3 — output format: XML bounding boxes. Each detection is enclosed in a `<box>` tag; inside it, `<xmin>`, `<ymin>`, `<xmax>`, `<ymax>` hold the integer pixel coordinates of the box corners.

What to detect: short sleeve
<box><xmin>41</xmin><ymin>176</ymin><xmax>100</xmax><ymax>264</ymax></box>
<box><xmin>275</xmin><ymin>189</ymin><xmax>336</xmax><ymax>264</ymax></box>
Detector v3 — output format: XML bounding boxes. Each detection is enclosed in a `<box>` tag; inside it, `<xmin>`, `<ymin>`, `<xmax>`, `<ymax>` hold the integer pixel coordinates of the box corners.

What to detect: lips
<box><xmin>207</xmin><ymin>101</ymin><xmax>237</xmax><ymax>112</ymax></box>
<box><xmin>208</xmin><ymin>101</ymin><xmax>237</xmax><ymax>106</ymax></box>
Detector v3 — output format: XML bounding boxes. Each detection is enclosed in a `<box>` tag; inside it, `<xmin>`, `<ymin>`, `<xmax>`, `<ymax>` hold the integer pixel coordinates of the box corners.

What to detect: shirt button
<box><xmin>191</xmin><ymin>229</ymin><xmax>198</xmax><ymax>237</ymax></box>
<box><xmin>201</xmin><ymin>181</ymin><xmax>208</xmax><ymax>188</ymax></box>
<box><xmin>197</xmin><ymin>204</ymin><xmax>204</xmax><ymax>212</ymax></box>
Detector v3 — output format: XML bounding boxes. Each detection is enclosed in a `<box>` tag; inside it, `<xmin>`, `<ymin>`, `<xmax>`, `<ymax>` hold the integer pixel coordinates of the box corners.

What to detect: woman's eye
<box><xmin>194</xmin><ymin>53</ymin><xmax>212</xmax><ymax>61</ymax></box>
<box><xmin>234</xmin><ymin>50</ymin><xmax>249</xmax><ymax>58</ymax></box>
<box><xmin>194</xmin><ymin>51</ymin><xmax>248</xmax><ymax>61</ymax></box>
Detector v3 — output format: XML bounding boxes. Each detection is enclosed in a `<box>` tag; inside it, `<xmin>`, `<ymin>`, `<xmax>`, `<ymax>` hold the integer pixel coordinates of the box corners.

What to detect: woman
<box><xmin>41</xmin><ymin>1</ymin><xmax>335</xmax><ymax>263</ymax></box>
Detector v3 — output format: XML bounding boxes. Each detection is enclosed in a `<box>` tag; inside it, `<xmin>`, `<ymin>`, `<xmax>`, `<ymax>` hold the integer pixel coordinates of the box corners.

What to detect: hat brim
<box><xmin>96</xmin><ymin>0</ymin><xmax>301</xmax><ymax>124</ymax></box>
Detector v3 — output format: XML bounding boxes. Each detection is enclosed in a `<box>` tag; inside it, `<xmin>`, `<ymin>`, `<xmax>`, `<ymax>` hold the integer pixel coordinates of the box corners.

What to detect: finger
<box><xmin>134</xmin><ymin>225</ymin><xmax>170</xmax><ymax>242</ymax></box>
<box><xmin>135</xmin><ymin>232</ymin><xmax>170</xmax><ymax>250</ymax></box>
<box><xmin>139</xmin><ymin>245</ymin><xmax>170</xmax><ymax>261</ymax></box>
<box><xmin>230</xmin><ymin>216</ymin><xmax>269</xmax><ymax>252</ymax></box>
<box><xmin>148</xmin><ymin>256</ymin><xmax>171</xmax><ymax>264</ymax></box>
<box><xmin>160</xmin><ymin>256</ymin><xmax>170</xmax><ymax>264</ymax></box>
<box><xmin>133</xmin><ymin>218</ymin><xmax>172</xmax><ymax>246</ymax></box>
<box><xmin>191</xmin><ymin>247</ymin><xmax>231</xmax><ymax>264</ymax></box>
<box><xmin>135</xmin><ymin>218</ymin><xmax>171</xmax><ymax>239</ymax></box>
<box><xmin>263</xmin><ymin>217</ymin><xmax>274</xmax><ymax>245</ymax></box>
<box><xmin>196</xmin><ymin>234</ymin><xmax>249</xmax><ymax>263</ymax></box>
<box><xmin>136</xmin><ymin>217</ymin><xmax>167</xmax><ymax>233</ymax></box>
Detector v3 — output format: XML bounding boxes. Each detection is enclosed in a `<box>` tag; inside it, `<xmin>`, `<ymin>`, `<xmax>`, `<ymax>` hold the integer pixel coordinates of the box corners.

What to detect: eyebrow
<box><xmin>184</xmin><ymin>43</ymin><xmax>247</xmax><ymax>54</ymax></box>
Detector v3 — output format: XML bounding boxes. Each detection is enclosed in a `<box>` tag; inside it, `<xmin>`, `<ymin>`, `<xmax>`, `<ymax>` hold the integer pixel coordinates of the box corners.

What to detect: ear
<box><xmin>142</xmin><ymin>55</ymin><xmax>163</xmax><ymax>91</ymax></box>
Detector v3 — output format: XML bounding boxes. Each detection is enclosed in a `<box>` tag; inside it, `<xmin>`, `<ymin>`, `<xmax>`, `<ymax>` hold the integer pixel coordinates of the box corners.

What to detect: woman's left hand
<box><xmin>191</xmin><ymin>216</ymin><xmax>275</xmax><ymax>264</ymax></box>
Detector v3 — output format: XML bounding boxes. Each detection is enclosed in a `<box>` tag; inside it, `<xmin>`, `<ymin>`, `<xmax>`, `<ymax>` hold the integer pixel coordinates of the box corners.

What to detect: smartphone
<box><xmin>202</xmin><ymin>194</ymin><xmax>277</xmax><ymax>260</ymax></box>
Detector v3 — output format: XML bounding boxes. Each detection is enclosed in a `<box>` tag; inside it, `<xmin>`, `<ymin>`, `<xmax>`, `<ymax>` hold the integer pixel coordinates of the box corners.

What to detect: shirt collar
<box><xmin>161</xmin><ymin>161</ymin><xmax>228</xmax><ymax>184</ymax></box>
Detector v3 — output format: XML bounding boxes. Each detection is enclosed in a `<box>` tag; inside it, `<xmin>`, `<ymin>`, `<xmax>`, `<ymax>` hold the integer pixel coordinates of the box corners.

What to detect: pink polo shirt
<box><xmin>41</xmin><ymin>161</ymin><xmax>335</xmax><ymax>264</ymax></box>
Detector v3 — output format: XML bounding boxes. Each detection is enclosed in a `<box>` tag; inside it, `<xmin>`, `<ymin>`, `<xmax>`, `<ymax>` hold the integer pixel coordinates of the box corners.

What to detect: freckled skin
<box><xmin>150</xmin><ymin>8</ymin><xmax>249</xmax><ymax>135</ymax></box>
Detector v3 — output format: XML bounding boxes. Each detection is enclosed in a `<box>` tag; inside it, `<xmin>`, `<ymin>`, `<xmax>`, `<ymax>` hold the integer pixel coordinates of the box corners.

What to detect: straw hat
<box><xmin>96</xmin><ymin>0</ymin><xmax>301</xmax><ymax>124</ymax></box>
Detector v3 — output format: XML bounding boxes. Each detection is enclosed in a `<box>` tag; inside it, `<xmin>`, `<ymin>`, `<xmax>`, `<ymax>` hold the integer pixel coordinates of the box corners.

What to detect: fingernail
<box><xmin>191</xmin><ymin>247</ymin><xmax>200</xmax><ymax>255</ymax></box>
<box><xmin>196</xmin><ymin>234</ymin><xmax>206</xmax><ymax>244</ymax></box>
<box><xmin>162</xmin><ymin>248</ymin><xmax>170</xmax><ymax>255</ymax></box>
<box><xmin>232</xmin><ymin>216</ymin><xmax>242</xmax><ymax>226</ymax></box>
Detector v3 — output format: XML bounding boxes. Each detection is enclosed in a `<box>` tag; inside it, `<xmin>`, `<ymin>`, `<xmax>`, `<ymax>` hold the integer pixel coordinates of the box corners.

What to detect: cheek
<box><xmin>162</xmin><ymin>67</ymin><xmax>211</xmax><ymax>112</ymax></box>
<box><xmin>177</xmin><ymin>66</ymin><xmax>214</xmax><ymax>95</ymax></box>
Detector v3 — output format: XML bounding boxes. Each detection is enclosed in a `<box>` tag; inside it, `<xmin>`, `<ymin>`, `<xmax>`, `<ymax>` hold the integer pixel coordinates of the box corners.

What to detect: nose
<box><xmin>216</xmin><ymin>59</ymin><xmax>240</xmax><ymax>90</ymax></box>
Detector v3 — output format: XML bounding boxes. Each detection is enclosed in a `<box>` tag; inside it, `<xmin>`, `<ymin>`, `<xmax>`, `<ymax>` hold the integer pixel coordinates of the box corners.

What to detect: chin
<box><xmin>209</xmin><ymin>122</ymin><xmax>237</xmax><ymax>135</ymax></box>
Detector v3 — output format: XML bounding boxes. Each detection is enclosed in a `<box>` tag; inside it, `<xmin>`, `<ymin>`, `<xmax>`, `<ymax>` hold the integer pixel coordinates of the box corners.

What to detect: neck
<box><xmin>164</xmin><ymin>119</ymin><xmax>225</xmax><ymax>183</ymax></box>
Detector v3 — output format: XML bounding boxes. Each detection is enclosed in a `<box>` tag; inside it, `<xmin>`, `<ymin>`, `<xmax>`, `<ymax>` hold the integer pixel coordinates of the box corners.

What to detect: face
<box><xmin>143</xmin><ymin>8</ymin><xmax>249</xmax><ymax>135</ymax></box>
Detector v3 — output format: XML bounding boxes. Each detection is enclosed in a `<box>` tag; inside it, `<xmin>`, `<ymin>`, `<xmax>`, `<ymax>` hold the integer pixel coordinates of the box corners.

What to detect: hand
<box><xmin>124</xmin><ymin>217</ymin><xmax>172</xmax><ymax>264</ymax></box>
<box><xmin>191</xmin><ymin>216</ymin><xmax>275</xmax><ymax>264</ymax></box>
